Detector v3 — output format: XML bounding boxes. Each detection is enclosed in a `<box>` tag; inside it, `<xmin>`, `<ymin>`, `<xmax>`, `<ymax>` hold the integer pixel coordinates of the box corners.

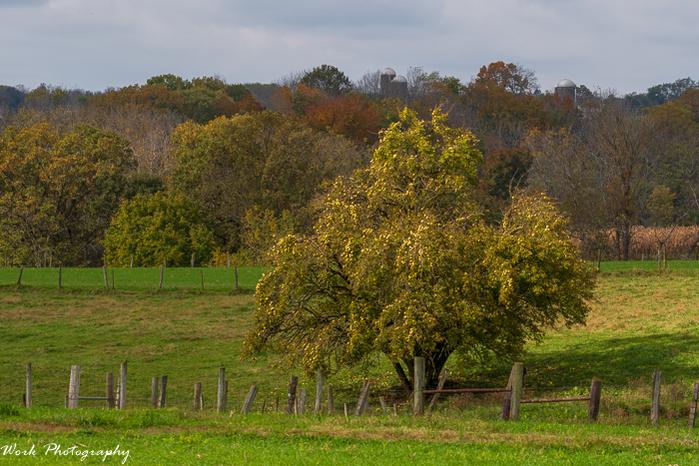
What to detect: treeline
<box><xmin>1</xmin><ymin>63</ymin><xmax>698</xmax><ymax>266</ymax></box>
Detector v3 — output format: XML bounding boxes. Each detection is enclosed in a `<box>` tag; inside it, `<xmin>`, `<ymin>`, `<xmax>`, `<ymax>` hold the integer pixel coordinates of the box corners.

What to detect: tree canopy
<box><xmin>169</xmin><ymin>111</ymin><xmax>367</xmax><ymax>251</ymax></box>
<box><xmin>300</xmin><ymin>65</ymin><xmax>353</xmax><ymax>97</ymax></box>
<box><xmin>0</xmin><ymin>122</ymin><xmax>134</xmax><ymax>266</ymax></box>
<box><xmin>247</xmin><ymin>109</ymin><xmax>595</xmax><ymax>388</ymax></box>
<box><xmin>104</xmin><ymin>192</ymin><xmax>215</xmax><ymax>267</ymax></box>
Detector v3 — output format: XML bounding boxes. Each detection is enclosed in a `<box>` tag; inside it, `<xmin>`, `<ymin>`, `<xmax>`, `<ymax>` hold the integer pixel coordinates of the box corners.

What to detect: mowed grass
<box><xmin>1</xmin><ymin>410</ymin><xmax>698</xmax><ymax>465</ymax></box>
<box><xmin>598</xmin><ymin>259</ymin><xmax>699</xmax><ymax>273</ymax></box>
<box><xmin>1</xmin><ymin>261</ymin><xmax>699</xmax><ymax>464</ymax></box>
<box><xmin>0</xmin><ymin>267</ymin><xmax>265</xmax><ymax>292</ymax></box>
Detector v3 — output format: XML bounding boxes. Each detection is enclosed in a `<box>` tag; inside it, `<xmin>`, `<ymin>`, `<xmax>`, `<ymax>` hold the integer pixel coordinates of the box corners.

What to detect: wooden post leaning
<box><xmin>355</xmin><ymin>380</ymin><xmax>371</xmax><ymax>416</ymax></box>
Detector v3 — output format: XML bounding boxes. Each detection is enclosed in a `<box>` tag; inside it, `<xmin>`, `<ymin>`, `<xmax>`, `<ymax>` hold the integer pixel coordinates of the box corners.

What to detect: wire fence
<box><xmin>2</xmin><ymin>361</ymin><xmax>698</xmax><ymax>427</ymax></box>
<box><xmin>0</xmin><ymin>266</ymin><xmax>266</xmax><ymax>292</ymax></box>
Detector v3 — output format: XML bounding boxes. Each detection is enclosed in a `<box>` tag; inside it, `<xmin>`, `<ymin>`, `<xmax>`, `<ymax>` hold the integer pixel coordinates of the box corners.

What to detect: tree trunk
<box><xmin>393</xmin><ymin>348</ymin><xmax>452</xmax><ymax>390</ymax></box>
<box><xmin>393</xmin><ymin>361</ymin><xmax>412</xmax><ymax>391</ymax></box>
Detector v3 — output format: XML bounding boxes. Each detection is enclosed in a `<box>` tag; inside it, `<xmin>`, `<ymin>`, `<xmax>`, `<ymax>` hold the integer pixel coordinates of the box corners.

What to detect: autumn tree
<box><xmin>529</xmin><ymin>100</ymin><xmax>657</xmax><ymax>260</ymax></box>
<box><xmin>300</xmin><ymin>65</ymin><xmax>353</xmax><ymax>97</ymax></box>
<box><xmin>304</xmin><ymin>93</ymin><xmax>381</xmax><ymax>144</ymax></box>
<box><xmin>104</xmin><ymin>192</ymin><xmax>215</xmax><ymax>267</ymax></box>
<box><xmin>247</xmin><ymin>109</ymin><xmax>594</xmax><ymax>388</ymax></box>
<box><xmin>170</xmin><ymin>111</ymin><xmax>367</xmax><ymax>251</ymax></box>
<box><xmin>646</xmin><ymin>89</ymin><xmax>699</xmax><ymax>224</ymax></box>
<box><xmin>474</xmin><ymin>61</ymin><xmax>539</xmax><ymax>95</ymax></box>
<box><xmin>0</xmin><ymin>122</ymin><xmax>134</xmax><ymax>265</ymax></box>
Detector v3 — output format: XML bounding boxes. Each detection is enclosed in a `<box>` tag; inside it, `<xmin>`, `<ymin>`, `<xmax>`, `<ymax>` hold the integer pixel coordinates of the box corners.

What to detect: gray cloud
<box><xmin>0</xmin><ymin>0</ymin><xmax>48</xmax><ymax>6</ymax></box>
<box><xmin>0</xmin><ymin>0</ymin><xmax>697</xmax><ymax>94</ymax></box>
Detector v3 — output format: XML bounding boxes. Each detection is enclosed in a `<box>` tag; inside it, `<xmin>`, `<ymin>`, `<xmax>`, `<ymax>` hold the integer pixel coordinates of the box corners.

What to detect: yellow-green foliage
<box><xmin>104</xmin><ymin>192</ymin><xmax>215</xmax><ymax>267</ymax></box>
<box><xmin>248</xmin><ymin>108</ymin><xmax>595</xmax><ymax>386</ymax></box>
<box><xmin>0</xmin><ymin>122</ymin><xmax>134</xmax><ymax>266</ymax></box>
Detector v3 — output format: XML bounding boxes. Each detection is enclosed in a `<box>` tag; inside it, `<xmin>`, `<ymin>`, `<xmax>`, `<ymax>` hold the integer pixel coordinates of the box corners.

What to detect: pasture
<box><xmin>1</xmin><ymin>262</ymin><xmax>699</xmax><ymax>464</ymax></box>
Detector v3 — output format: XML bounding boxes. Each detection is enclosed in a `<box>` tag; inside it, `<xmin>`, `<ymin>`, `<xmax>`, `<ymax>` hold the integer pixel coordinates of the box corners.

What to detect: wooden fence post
<box><xmin>379</xmin><ymin>397</ymin><xmax>387</xmax><ymax>414</ymax></box>
<box><xmin>234</xmin><ymin>266</ymin><xmax>239</xmax><ymax>293</ymax></box>
<box><xmin>509</xmin><ymin>362</ymin><xmax>524</xmax><ymax>421</ymax></box>
<box><xmin>58</xmin><ymin>266</ymin><xmax>62</xmax><ymax>290</ymax></box>
<box><xmin>355</xmin><ymin>380</ymin><xmax>371</xmax><ymax>416</ymax></box>
<box><xmin>102</xmin><ymin>266</ymin><xmax>109</xmax><ymax>289</ymax></box>
<box><xmin>118</xmin><ymin>361</ymin><xmax>127</xmax><ymax>409</ymax></box>
<box><xmin>68</xmin><ymin>365</ymin><xmax>81</xmax><ymax>409</ymax></box>
<box><xmin>413</xmin><ymin>357</ymin><xmax>425</xmax><ymax>415</ymax></box>
<box><xmin>159</xmin><ymin>375</ymin><xmax>168</xmax><ymax>408</ymax></box>
<box><xmin>688</xmin><ymin>382</ymin><xmax>699</xmax><ymax>428</ymax></box>
<box><xmin>286</xmin><ymin>376</ymin><xmax>298</xmax><ymax>414</ymax></box>
<box><xmin>217</xmin><ymin>367</ymin><xmax>227</xmax><ymax>413</ymax></box>
<box><xmin>297</xmin><ymin>389</ymin><xmax>306</xmax><ymax>415</ymax></box>
<box><xmin>111</xmin><ymin>270</ymin><xmax>115</xmax><ymax>290</ymax></box>
<box><xmin>191</xmin><ymin>252</ymin><xmax>196</xmax><ymax>268</ymax></box>
<box><xmin>200</xmin><ymin>269</ymin><xmax>204</xmax><ymax>290</ymax></box>
<box><xmin>501</xmin><ymin>365</ymin><xmax>516</xmax><ymax>420</ymax></box>
<box><xmin>16</xmin><ymin>266</ymin><xmax>23</xmax><ymax>286</ymax></box>
<box><xmin>193</xmin><ymin>382</ymin><xmax>203</xmax><ymax>410</ymax></box>
<box><xmin>106</xmin><ymin>372</ymin><xmax>115</xmax><ymax>409</ymax></box>
<box><xmin>651</xmin><ymin>369</ymin><xmax>662</xmax><ymax>425</ymax></box>
<box><xmin>314</xmin><ymin>369</ymin><xmax>325</xmax><ymax>414</ymax></box>
<box><xmin>588</xmin><ymin>378</ymin><xmax>602</xmax><ymax>422</ymax></box>
<box><xmin>327</xmin><ymin>385</ymin><xmax>335</xmax><ymax>415</ymax></box>
<box><xmin>25</xmin><ymin>363</ymin><xmax>32</xmax><ymax>408</ymax></box>
<box><xmin>241</xmin><ymin>385</ymin><xmax>258</xmax><ymax>414</ymax></box>
<box><xmin>151</xmin><ymin>377</ymin><xmax>159</xmax><ymax>408</ymax></box>
<box><xmin>426</xmin><ymin>370</ymin><xmax>448</xmax><ymax>415</ymax></box>
<box><xmin>159</xmin><ymin>264</ymin><xmax>164</xmax><ymax>291</ymax></box>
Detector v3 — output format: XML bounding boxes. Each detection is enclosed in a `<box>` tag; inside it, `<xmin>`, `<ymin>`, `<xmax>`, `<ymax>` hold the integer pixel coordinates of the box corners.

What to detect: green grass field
<box><xmin>1</xmin><ymin>262</ymin><xmax>699</xmax><ymax>464</ymax></box>
<box><xmin>0</xmin><ymin>267</ymin><xmax>265</xmax><ymax>292</ymax></box>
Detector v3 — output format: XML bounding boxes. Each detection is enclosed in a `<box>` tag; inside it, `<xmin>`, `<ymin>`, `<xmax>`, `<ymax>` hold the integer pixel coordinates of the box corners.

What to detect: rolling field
<box><xmin>1</xmin><ymin>262</ymin><xmax>699</xmax><ymax>464</ymax></box>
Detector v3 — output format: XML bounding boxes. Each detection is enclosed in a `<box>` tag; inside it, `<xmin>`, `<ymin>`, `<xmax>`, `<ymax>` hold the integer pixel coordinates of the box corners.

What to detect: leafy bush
<box><xmin>104</xmin><ymin>192</ymin><xmax>215</xmax><ymax>267</ymax></box>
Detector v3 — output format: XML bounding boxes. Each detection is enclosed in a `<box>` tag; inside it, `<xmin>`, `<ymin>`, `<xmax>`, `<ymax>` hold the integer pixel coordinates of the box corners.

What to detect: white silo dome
<box><xmin>557</xmin><ymin>79</ymin><xmax>576</xmax><ymax>88</ymax></box>
<box><xmin>381</xmin><ymin>67</ymin><xmax>397</xmax><ymax>77</ymax></box>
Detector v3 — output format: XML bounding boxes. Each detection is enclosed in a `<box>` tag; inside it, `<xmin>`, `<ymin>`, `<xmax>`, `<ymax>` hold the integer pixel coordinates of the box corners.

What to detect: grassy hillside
<box><xmin>2</xmin><ymin>263</ymin><xmax>699</xmax><ymax>464</ymax></box>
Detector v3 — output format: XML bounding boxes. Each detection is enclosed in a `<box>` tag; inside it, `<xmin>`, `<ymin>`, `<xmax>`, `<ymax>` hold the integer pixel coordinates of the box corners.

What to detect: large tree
<box><xmin>0</xmin><ymin>122</ymin><xmax>134</xmax><ymax>265</ymax></box>
<box><xmin>300</xmin><ymin>65</ymin><xmax>353</xmax><ymax>97</ymax></box>
<box><xmin>247</xmin><ymin>109</ymin><xmax>594</xmax><ymax>388</ymax></box>
<box><xmin>170</xmin><ymin>111</ymin><xmax>367</xmax><ymax>250</ymax></box>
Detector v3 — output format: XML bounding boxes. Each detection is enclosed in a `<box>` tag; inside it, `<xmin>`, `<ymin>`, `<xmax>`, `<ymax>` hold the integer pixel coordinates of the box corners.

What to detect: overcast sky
<box><xmin>1</xmin><ymin>0</ymin><xmax>698</xmax><ymax>94</ymax></box>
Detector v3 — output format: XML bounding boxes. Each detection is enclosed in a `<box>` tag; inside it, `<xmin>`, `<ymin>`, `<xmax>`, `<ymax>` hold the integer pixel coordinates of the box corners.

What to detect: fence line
<box><xmin>5</xmin><ymin>360</ymin><xmax>698</xmax><ymax>427</ymax></box>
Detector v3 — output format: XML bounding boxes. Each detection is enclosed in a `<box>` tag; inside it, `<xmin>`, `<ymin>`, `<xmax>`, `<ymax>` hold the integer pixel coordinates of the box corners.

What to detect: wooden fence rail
<box><xmin>33</xmin><ymin>362</ymin><xmax>699</xmax><ymax>428</ymax></box>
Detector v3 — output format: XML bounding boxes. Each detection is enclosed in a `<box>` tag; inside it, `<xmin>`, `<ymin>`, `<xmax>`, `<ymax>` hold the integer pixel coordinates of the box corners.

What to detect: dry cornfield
<box><xmin>599</xmin><ymin>226</ymin><xmax>699</xmax><ymax>260</ymax></box>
